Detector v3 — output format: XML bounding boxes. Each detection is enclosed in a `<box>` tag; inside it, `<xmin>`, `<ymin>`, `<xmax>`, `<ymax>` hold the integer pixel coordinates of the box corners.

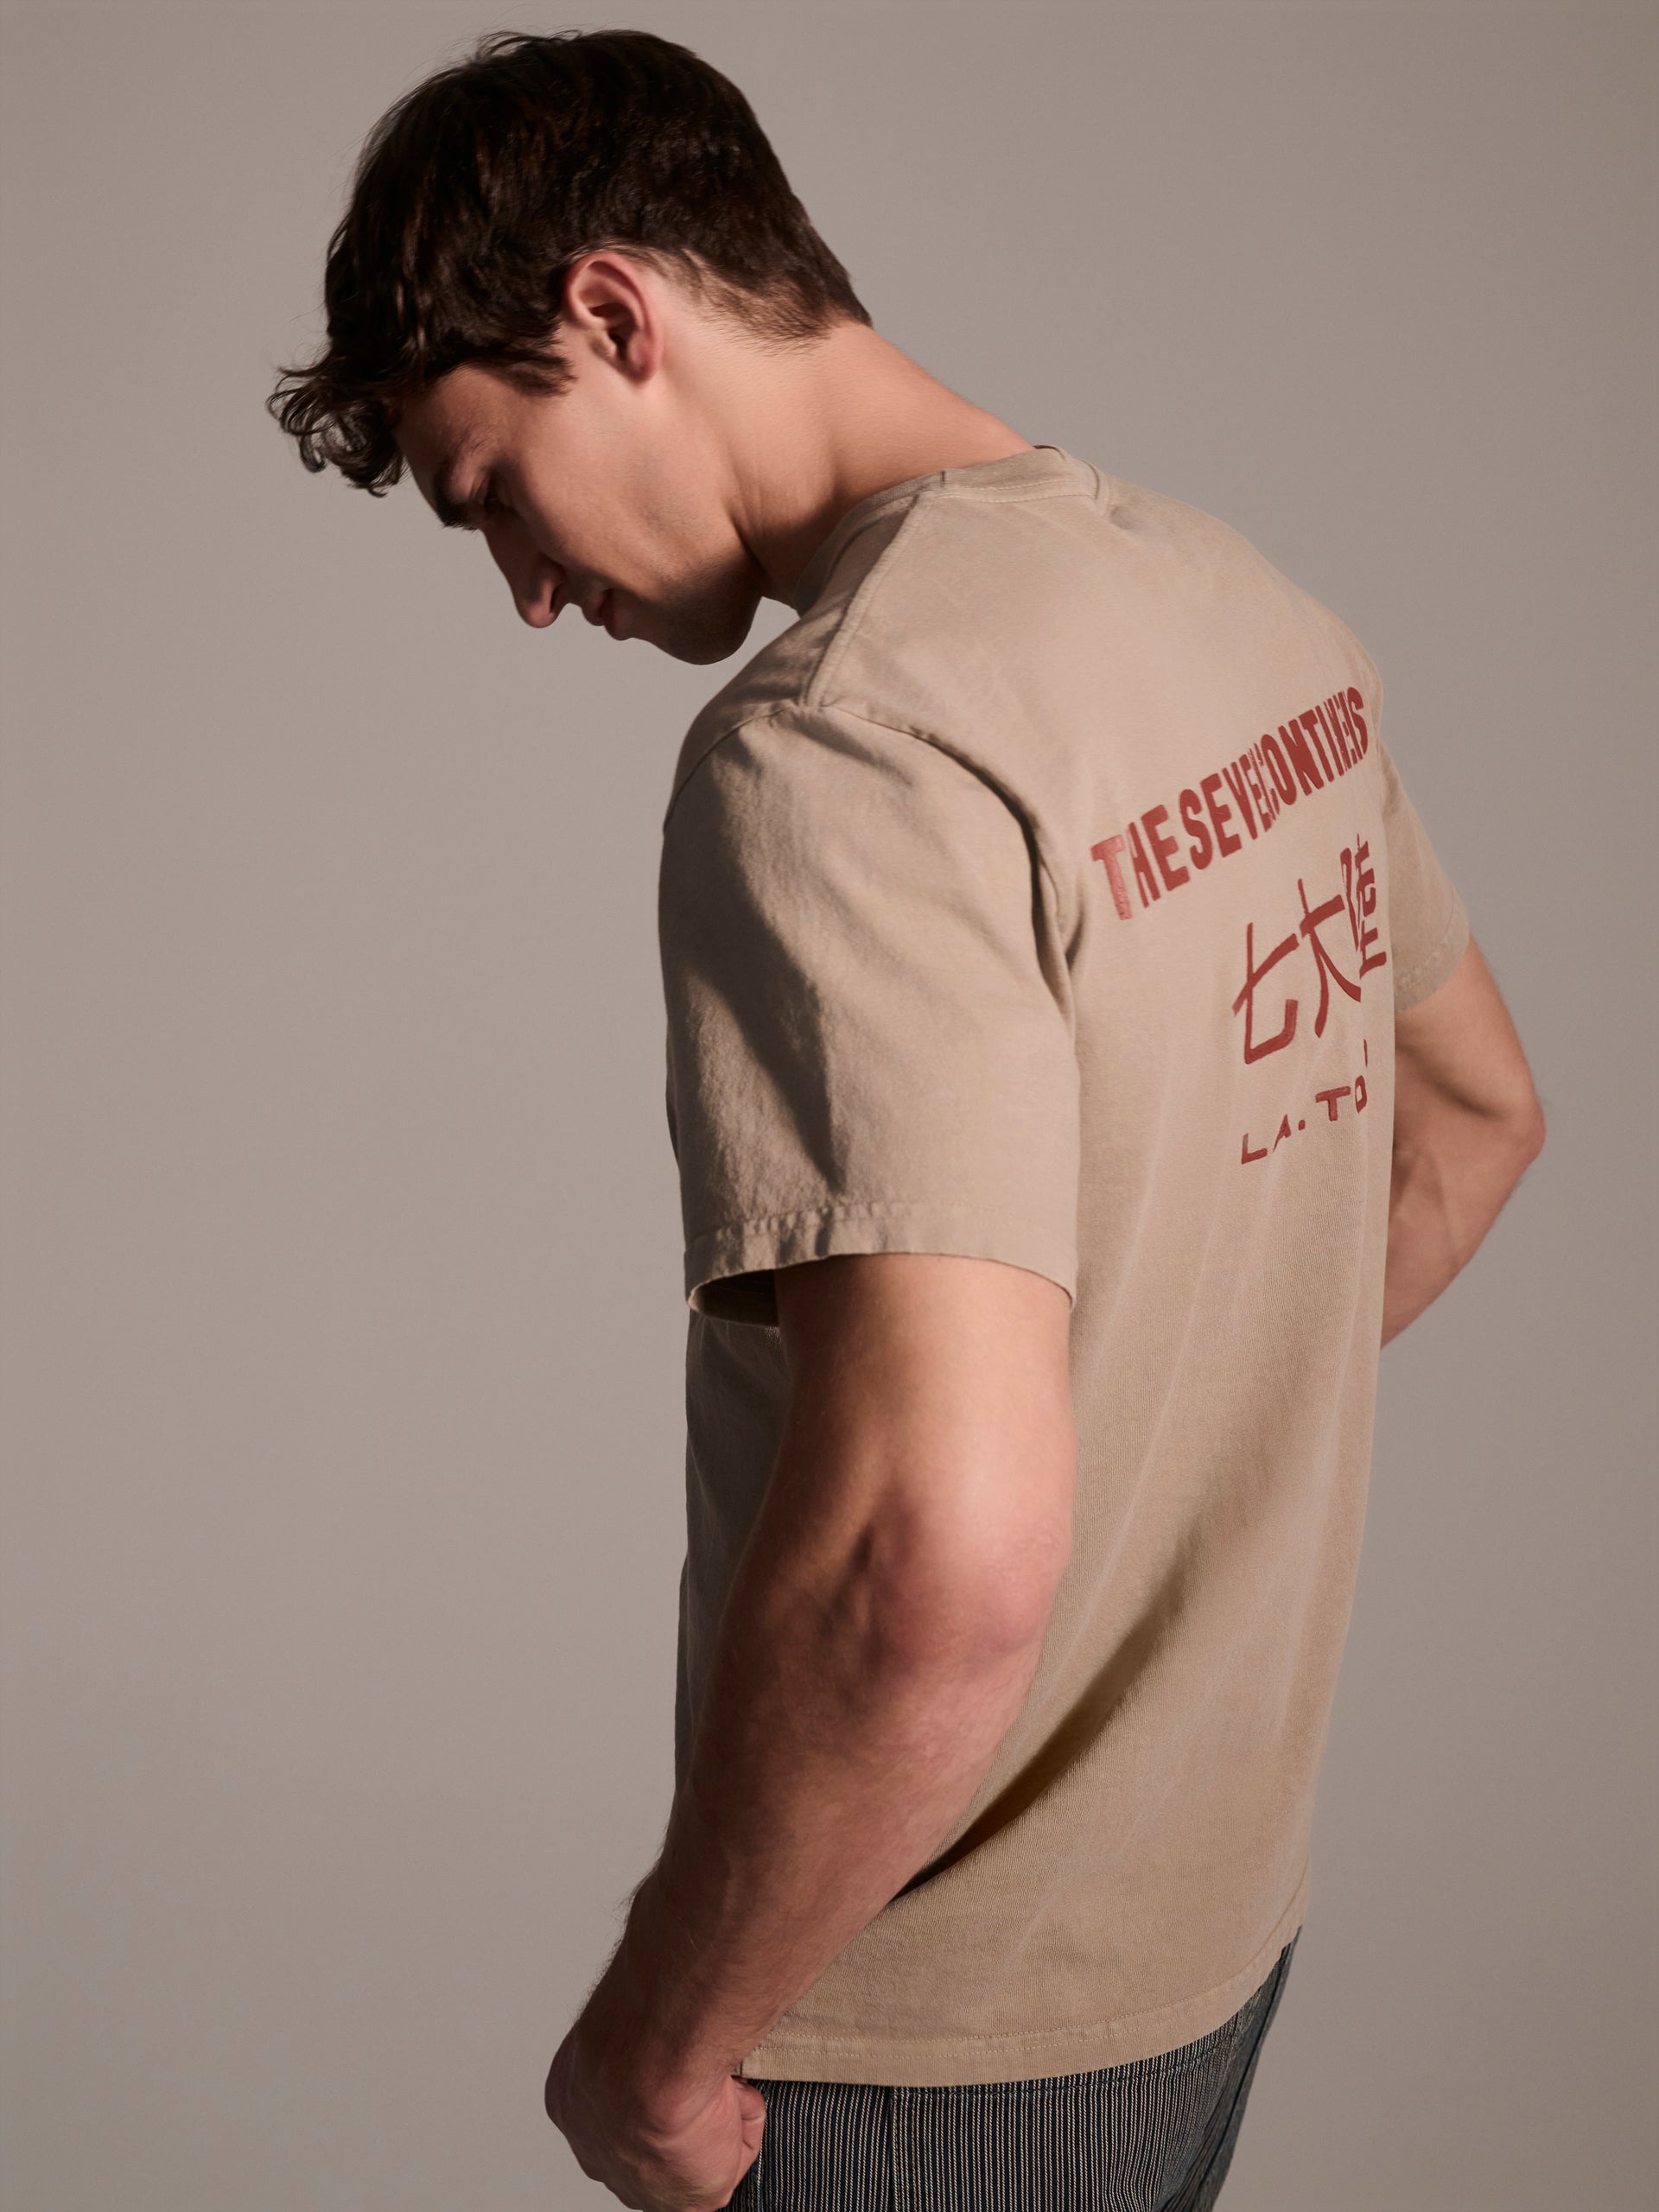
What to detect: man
<box><xmin>270</xmin><ymin>27</ymin><xmax>1547</xmax><ymax>2212</ymax></box>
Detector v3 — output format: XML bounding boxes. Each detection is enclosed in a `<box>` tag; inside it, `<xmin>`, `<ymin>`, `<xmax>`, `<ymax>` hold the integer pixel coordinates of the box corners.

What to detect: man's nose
<box><xmin>512</xmin><ymin>563</ymin><xmax>562</xmax><ymax>627</ymax></box>
<box><xmin>487</xmin><ymin>527</ymin><xmax>562</xmax><ymax>626</ymax></box>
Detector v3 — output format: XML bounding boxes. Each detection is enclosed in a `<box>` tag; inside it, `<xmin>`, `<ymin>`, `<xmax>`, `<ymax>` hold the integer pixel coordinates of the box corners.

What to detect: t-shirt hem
<box><xmin>734</xmin><ymin>1859</ymin><xmax>1311</xmax><ymax>2088</ymax></box>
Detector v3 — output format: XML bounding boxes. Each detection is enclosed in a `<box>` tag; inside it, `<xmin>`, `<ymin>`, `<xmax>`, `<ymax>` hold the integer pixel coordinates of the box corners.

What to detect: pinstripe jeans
<box><xmin>724</xmin><ymin>1929</ymin><xmax>1298</xmax><ymax>2211</ymax></box>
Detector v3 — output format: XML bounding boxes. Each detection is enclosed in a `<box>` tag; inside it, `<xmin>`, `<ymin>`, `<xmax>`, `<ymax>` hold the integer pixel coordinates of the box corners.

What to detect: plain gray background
<box><xmin>3</xmin><ymin>3</ymin><xmax>1653</xmax><ymax>2207</ymax></box>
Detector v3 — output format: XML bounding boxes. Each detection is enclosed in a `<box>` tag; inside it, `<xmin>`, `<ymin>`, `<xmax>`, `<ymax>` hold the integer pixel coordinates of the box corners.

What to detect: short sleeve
<box><xmin>658</xmin><ymin>703</ymin><xmax>1081</xmax><ymax>1327</ymax></box>
<box><xmin>1376</xmin><ymin>734</ymin><xmax>1471</xmax><ymax>1012</ymax></box>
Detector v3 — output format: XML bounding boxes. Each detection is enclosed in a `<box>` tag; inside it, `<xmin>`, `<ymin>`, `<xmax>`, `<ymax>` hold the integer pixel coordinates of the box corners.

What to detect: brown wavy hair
<box><xmin>268</xmin><ymin>27</ymin><xmax>872</xmax><ymax>493</ymax></box>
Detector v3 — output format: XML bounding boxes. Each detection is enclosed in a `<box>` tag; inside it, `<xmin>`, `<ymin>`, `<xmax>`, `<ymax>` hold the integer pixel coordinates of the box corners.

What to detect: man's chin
<box><xmin>656</xmin><ymin>606</ymin><xmax>760</xmax><ymax>667</ymax></box>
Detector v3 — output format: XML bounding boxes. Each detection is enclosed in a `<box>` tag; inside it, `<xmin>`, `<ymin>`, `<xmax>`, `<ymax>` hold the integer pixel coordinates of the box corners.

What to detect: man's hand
<box><xmin>542</xmin><ymin>1251</ymin><xmax>1072</xmax><ymax>2202</ymax></box>
<box><xmin>544</xmin><ymin>1946</ymin><xmax>766</xmax><ymax>2211</ymax></box>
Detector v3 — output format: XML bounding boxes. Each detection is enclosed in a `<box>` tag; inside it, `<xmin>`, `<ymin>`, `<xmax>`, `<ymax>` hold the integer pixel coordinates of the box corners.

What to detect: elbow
<box><xmin>1514</xmin><ymin>1095</ymin><xmax>1548</xmax><ymax>1169</ymax></box>
<box><xmin>845</xmin><ymin>1441</ymin><xmax>1076</xmax><ymax>1676</ymax></box>
<box><xmin>960</xmin><ymin>1564</ymin><xmax>1067</xmax><ymax>1662</ymax></box>
<box><xmin>870</xmin><ymin>1554</ymin><xmax>1067</xmax><ymax>1675</ymax></box>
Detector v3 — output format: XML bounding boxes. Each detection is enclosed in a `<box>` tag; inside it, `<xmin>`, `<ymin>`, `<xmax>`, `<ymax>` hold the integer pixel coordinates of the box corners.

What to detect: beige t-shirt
<box><xmin>656</xmin><ymin>445</ymin><xmax>1470</xmax><ymax>2087</ymax></box>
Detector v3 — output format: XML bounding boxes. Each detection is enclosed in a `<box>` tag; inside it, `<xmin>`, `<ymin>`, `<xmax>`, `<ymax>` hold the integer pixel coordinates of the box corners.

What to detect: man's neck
<box><xmin>722</xmin><ymin>321</ymin><xmax>1035</xmax><ymax>605</ymax></box>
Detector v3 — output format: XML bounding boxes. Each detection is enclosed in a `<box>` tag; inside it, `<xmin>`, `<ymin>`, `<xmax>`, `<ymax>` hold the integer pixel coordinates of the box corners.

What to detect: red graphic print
<box><xmin>1339</xmin><ymin>836</ymin><xmax>1387</xmax><ymax>980</ymax></box>
<box><xmin>1296</xmin><ymin>876</ymin><xmax>1363</xmax><ymax>1039</ymax></box>
<box><xmin>1086</xmin><ymin>684</ymin><xmax>1371</xmax><ymax>918</ymax></box>
<box><xmin>1236</xmin><ymin>844</ymin><xmax>1388</xmax><ymax>1166</ymax></box>
<box><xmin>1231</xmin><ymin>920</ymin><xmax>1300</xmax><ymax>1065</ymax></box>
<box><xmin>1230</xmin><ymin>834</ymin><xmax>1385</xmax><ymax>1068</ymax></box>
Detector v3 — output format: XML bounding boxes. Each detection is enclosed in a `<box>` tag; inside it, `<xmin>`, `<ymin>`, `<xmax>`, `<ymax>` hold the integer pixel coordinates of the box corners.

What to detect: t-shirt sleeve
<box><xmin>658</xmin><ymin>702</ymin><xmax>1081</xmax><ymax>1327</ymax></box>
<box><xmin>1375</xmin><ymin>734</ymin><xmax>1471</xmax><ymax>1012</ymax></box>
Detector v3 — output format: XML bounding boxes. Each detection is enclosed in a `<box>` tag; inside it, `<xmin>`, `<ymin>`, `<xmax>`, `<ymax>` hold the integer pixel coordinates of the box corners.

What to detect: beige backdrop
<box><xmin>2</xmin><ymin>3</ymin><xmax>1652</xmax><ymax>2207</ymax></box>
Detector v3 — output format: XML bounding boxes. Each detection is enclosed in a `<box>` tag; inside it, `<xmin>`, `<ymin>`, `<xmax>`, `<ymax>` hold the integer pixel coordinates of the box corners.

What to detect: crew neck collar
<box><xmin>785</xmin><ymin>444</ymin><xmax>1098</xmax><ymax>615</ymax></box>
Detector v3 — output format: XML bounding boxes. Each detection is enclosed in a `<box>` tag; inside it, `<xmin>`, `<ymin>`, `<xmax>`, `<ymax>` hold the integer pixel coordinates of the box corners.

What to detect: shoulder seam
<box><xmin>664</xmin><ymin>474</ymin><xmax>1099</xmax><ymax>827</ymax></box>
<box><xmin>661</xmin><ymin>698</ymin><xmax>798</xmax><ymax>829</ymax></box>
<box><xmin>804</xmin><ymin>491</ymin><xmax>935</xmax><ymax>711</ymax></box>
<box><xmin>663</xmin><ymin>488</ymin><xmax>935</xmax><ymax>829</ymax></box>
<box><xmin>816</xmin><ymin>703</ymin><xmax>1078</xmax><ymax>956</ymax></box>
<box><xmin>664</xmin><ymin>696</ymin><xmax>1077</xmax><ymax>965</ymax></box>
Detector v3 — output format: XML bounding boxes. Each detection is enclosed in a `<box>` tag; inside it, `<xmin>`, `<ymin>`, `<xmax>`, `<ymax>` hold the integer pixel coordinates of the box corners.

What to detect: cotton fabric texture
<box><xmin>656</xmin><ymin>446</ymin><xmax>1470</xmax><ymax>2087</ymax></box>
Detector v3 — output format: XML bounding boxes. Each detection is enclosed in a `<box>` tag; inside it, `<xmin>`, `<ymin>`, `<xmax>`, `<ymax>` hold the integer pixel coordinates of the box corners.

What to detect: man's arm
<box><xmin>563</xmin><ymin>1249</ymin><xmax>1074</xmax><ymax>2120</ymax></box>
<box><xmin>1383</xmin><ymin>931</ymin><xmax>1546</xmax><ymax>1344</ymax></box>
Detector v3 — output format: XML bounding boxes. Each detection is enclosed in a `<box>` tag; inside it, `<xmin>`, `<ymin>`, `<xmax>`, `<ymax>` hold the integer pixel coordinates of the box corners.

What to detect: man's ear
<box><xmin>559</xmin><ymin>250</ymin><xmax>665</xmax><ymax>378</ymax></box>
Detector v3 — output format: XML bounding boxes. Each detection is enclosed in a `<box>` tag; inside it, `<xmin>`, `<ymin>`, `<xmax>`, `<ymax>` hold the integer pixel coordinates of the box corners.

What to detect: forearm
<box><xmin>575</xmin><ymin>1488</ymin><xmax>1050</xmax><ymax>2110</ymax></box>
<box><xmin>1382</xmin><ymin>1106</ymin><xmax>1542</xmax><ymax>1344</ymax></box>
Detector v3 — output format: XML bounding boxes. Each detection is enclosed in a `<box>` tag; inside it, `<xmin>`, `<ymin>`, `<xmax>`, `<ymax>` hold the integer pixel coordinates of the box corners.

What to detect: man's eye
<box><xmin>480</xmin><ymin>486</ymin><xmax>504</xmax><ymax>518</ymax></box>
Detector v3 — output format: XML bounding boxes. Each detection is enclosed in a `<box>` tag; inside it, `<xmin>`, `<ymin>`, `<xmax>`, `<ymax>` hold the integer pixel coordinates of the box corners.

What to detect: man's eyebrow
<box><xmin>429</xmin><ymin>466</ymin><xmax>475</xmax><ymax>531</ymax></box>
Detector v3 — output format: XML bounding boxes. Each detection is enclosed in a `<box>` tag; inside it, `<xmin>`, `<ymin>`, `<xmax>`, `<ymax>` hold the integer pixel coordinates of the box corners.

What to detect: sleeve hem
<box><xmin>685</xmin><ymin>1201</ymin><xmax>1078</xmax><ymax>1328</ymax></box>
<box><xmin>1394</xmin><ymin>893</ymin><xmax>1471</xmax><ymax>1012</ymax></box>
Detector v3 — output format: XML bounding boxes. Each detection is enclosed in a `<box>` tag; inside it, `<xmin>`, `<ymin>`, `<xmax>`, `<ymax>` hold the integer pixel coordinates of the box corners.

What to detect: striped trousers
<box><xmin>725</xmin><ymin>1929</ymin><xmax>1298</xmax><ymax>2211</ymax></box>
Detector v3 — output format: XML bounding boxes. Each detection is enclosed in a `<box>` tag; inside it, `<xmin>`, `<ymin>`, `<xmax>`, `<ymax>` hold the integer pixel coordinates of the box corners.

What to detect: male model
<box><xmin>270</xmin><ymin>29</ymin><xmax>1546</xmax><ymax>2211</ymax></box>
